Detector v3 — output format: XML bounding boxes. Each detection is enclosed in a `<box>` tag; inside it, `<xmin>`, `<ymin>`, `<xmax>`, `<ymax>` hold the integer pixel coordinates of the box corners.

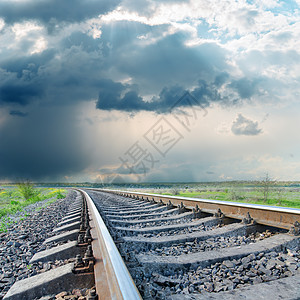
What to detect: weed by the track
<box><xmin>0</xmin><ymin>186</ymin><xmax>67</xmax><ymax>232</ymax></box>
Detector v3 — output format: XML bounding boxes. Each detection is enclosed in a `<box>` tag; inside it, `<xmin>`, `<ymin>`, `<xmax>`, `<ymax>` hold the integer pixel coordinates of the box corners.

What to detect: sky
<box><xmin>0</xmin><ymin>0</ymin><xmax>299</xmax><ymax>183</ymax></box>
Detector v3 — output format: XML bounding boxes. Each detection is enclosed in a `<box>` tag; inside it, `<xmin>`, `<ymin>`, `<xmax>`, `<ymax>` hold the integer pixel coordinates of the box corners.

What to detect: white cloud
<box><xmin>0</xmin><ymin>21</ymin><xmax>49</xmax><ymax>56</ymax></box>
<box><xmin>30</xmin><ymin>37</ymin><xmax>47</xmax><ymax>54</ymax></box>
<box><xmin>254</xmin><ymin>0</ymin><xmax>281</xmax><ymax>9</ymax></box>
<box><xmin>0</xmin><ymin>18</ymin><xmax>4</xmax><ymax>31</ymax></box>
<box><xmin>11</xmin><ymin>21</ymin><xmax>43</xmax><ymax>40</ymax></box>
<box><xmin>231</xmin><ymin>114</ymin><xmax>262</xmax><ymax>136</ymax></box>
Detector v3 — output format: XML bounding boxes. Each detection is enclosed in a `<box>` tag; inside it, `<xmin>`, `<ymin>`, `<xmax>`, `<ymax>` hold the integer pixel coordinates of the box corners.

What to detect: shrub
<box><xmin>229</xmin><ymin>189</ymin><xmax>245</xmax><ymax>201</ymax></box>
<box><xmin>171</xmin><ymin>188</ymin><xmax>180</xmax><ymax>195</ymax></box>
<box><xmin>17</xmin><ymin>181</ymin><xmax>40</xmax><ymax>200</ymax></box>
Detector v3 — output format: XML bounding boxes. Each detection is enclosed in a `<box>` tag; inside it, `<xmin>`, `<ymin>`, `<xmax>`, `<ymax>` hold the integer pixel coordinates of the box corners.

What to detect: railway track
<box><xmin>2</xmin><ymin>190</ymin><xmax>140</xmax><ymax>300</ymax></box>
<box><xmin>88</xmin><ymin>189</ymin><xmax>300</xmax><ymax>300</ymax></box>
<box><xmin>2</xmin><ymin>189</ymin><xmax>300</xmax><ymax>299</ymax></box>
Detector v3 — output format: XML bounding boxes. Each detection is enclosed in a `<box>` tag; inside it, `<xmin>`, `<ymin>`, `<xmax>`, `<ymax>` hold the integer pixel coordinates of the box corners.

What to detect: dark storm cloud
<box><xmin>214</xmin><ymin>72</ymin><xmax>230</xmax><ymax>87</ymax></box>
<box><xmin>0</xmin><ymin>35</ymin><xmax>104</xmax><ymax>180</ymax></box>
<box><xmin>1</xmin><ymin>49</ymin><xmax>55</xmax><ymax>77</ymax></box>
<box><xmin>0</xmin><ymin>38</ymin><xmax>103</xmax><ymax>107</ymax></box>
<box><xmin>0</xmin><ymin>106</ymin><xmax>90</xmax><ymax>180</ymax></box>
<box><xmin>231</xmin><ymin>114</ymin><xmax>262</xmax><ymax>136</ymax></box>
<box><xmin>96</xmin><ymin>80</ymin><xmax>184</xmax><ymax>113</ymax></box>
<box><xmin>0</xmin><ymin>17</ymin><xmax>275</xmax><ymax>180</ymax></box>
<box><xmin>108</xmin><ymin>31</ymin><xmax>229</xmax><ymax>94</ymax></box>
<box><xmin>96</xmin><ymin>25</ymin><xmax>229</xmax><ymax>112</ymax></box>
<box><xmin>0</xmin><ymin>50</ymin><xmax>54</xmax><ymax>106</ymax></box>
<box><xmin>0</xmin><ymin>82</ymin><xmax>43</xmax><ymax>105</ymax></box>
<box><xmin>61</xmin><ymin>32</ymin><xmax>102</xmax><ymax>52</ymax></box>
<box><xmin>96</xmin><ymin>80</ymin><xmax>222</xmax><ymax>113</ymax></box>
<box><xmin>230</xmin><ymin>78</ymin><xmax>260</xmax><ymax>99</ymax></box>
<box><xmin>0</xmin><ymin>20</ymin><xmax>263</xmax><ymax>114</ymax></box>
<box><xmin>96</xmin><ymin>79</ymin><xmax>144</xmax><ymax>112</ymax></box>
<box><xmin>0</xmin><ymin>22</ymin><xmax>230</xmax><ymax>113</ymax></box>
<box><xmin>9</xmin><ymin>110</ymin><xmax>28</xmax><ymax>117</ymax></box>
<box><xmin>0</xmin><ymin>0</ymin><xmax>120</xmax><ymax>26</ymax></box>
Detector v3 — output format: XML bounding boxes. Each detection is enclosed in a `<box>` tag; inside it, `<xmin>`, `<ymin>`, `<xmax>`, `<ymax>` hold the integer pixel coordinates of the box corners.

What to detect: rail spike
<box><xmin>87</xmin><ymin>289</ymin><xmax>98</xmax><ymax>300</ymax></box>
<box><xmin>242</xmin><ymin>212</ymin><xmax>256</xmax><ymax>225</ymax></box>
<box><xmin>214</xmin><ymin>208</ymin><xmax>224</xmax><ymax>219</ymax></box>
<box><xmin>193</xmin><ymin>204</ymin><xmax>202</xmax><ymax>219</ymax></box>
<box><xmin>84</xmin><ymin>227</ymin><xmax>92</xmax><ymax>244</ymax></box>
<box><xmin>77</xmin><ymin>233</ymin><xmax>84</xmax><ymax>244</ymax></box>
<box><xmin>167</xmin><ymin>200</ymin><xmax>174</xmax><ymax>210</ymax></box>
<box><xmin>289</xmin><ymin>221</ymin><xmax>300</xmax><ymax>236</ymax></box>
<box><xmin>80</xmin><ymin>223</ymin><xmax>86</xmax><ymax>232</ymax></box>
<box><xmin>75</xmin><ymin>254</ymin><xmax>84</xmax><ymax>268</ymax></box>
<box><xmin>84</xmin><ymin>245</ymin><xmax>95</xmax><ymax>264</ymax></box>
<box><xmin>178</xmin><ymin>202</ymin><xmax>188</xmax><ymax>214</ymax></box>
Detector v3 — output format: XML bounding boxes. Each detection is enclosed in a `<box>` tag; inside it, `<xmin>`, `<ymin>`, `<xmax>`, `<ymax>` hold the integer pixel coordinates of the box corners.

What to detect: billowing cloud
<box><xmin>231</xmin><ymin>114</ymin><xmax>262</xmax><ymax>136</ymax></box>
<box><xmin>97</xmin><ymin>80</ymin><xmax>222</xmax><ymax>113</ymax></box>
<box><xmin>230</xmin><ymin>78</ymin><xmax>260</xmax><ymax>99</ymax></box>
<box><xmin>0</xmin><ymin>14</ymin><xmax>298</xmax><ymax>113</ymax></box>
<box><xmin>0</xmin><ymin>0</ymin><xmax>299</xmax><ymax>181</ymax></box>
<box><xmin>0</xmin><ymin>37</ymin><xmax>102</xmax><ymax>107</ymax></box>
<box><xmin>0</xmin><ymin>24</ymin><xmax>230</xmax><ymax>113</ymax></box>
<box><xmin>0</xmin><ymin>0</ymin><xmax>121</xmax><ymax>29</ymax></box>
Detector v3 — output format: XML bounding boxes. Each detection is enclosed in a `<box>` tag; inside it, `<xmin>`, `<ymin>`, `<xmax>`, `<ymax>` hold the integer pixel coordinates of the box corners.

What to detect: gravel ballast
<box><xmin>0</xmin><ymin>190</ymin><xmax>77</xmax><ymax>300</ymax></box>
<box><xmin>89</xmin><ymin>190</ymin><xmax>300</xmax><ymax>299</ymax></box>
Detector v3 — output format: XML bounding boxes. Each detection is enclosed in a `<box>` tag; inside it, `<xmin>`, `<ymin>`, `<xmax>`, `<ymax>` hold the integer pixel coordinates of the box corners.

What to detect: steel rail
<box><xmin>91</xmin><ymin>188</ymin><xmax>300</xmax><ymax>231</ymax></box>
<box><xmin>79</xmin><ymin>189</ymin><xmax>142</xmax><ymax>300</ymax></box>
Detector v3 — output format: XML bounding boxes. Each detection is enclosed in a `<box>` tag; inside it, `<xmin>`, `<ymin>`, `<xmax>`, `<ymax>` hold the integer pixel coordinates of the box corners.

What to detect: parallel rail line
<box><xmin>96</xmin><ymin>188</ymin><xmax>300</xmax><ymax>231</ymax></box>
<box><xmin>81</xmin><ymin>190</ymin><xmax>141</xmax><ymax>300</ymax></box>
<box><xmin>87</xmin><ymin>188</ymin><xmax>300</xmax><ymax>299</ymax></box>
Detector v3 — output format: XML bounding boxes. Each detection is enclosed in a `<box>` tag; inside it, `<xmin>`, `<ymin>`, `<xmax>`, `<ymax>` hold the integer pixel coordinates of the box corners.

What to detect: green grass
<box><xmin>161</xmin><ymin>188</ymin><xmax>300</xmax><ymax>209</ymax></box>
<box><xmin>17</xmin><ymin>181</ymin><xmax>40</xmax><ymax>200</ymax></box>
<box><xmin>0</xmin><ymin>187</ymin><xmax>67</xmax><ymax>232</ymax></box>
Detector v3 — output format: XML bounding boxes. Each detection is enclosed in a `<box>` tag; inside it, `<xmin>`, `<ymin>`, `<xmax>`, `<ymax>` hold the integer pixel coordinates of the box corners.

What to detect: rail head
<box><xmin>91</xmin><ymin>188</ymin><xmax>300</xmax><ymax>231</ymax></box>
<box><xmin>79</xmin><ymin>189</ymin><xmax>142</xmax><ymax>300</ymax></box>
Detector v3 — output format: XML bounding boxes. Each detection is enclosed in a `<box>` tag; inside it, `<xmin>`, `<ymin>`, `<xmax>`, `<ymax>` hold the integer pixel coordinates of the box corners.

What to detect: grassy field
<box><xmin>30</xmin><ymin>180</ymin><xmax>300</xmax><ymax>210</ymax></box>
<box><xmin>0</xmin><ymin>185</ymin><xmax>66</xmax><ymax>232</ymax></box>
<box><xmin>45</xmin><ymin>180</ymin><xmax>298</xmax><ymax>209</ymax></box>
<box><xmin>124</xmin><ymin>182</ymin><xmax>300</xmax><ymax>209</ymax></box>
<box><xmin>160</xmin><ymin>188</ymin><xmax>300</xmax><ymax>208</ymax></box>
